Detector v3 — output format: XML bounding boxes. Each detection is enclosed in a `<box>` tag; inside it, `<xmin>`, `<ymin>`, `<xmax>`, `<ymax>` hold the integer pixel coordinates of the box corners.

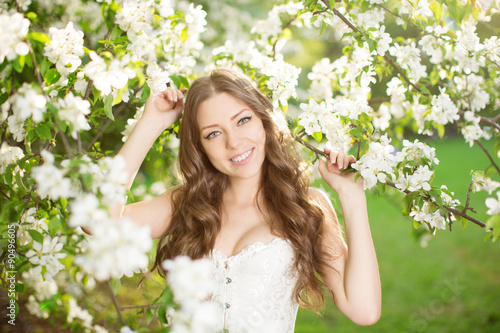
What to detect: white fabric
<box><xmin>207</xmin><ymin>238</ymin><xmax>299</xmax><ymax>333</ymax></box>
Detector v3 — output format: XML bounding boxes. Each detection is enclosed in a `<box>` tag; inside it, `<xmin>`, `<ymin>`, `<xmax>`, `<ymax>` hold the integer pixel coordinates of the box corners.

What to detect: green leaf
<box><xmin>45</xmin><ymin>68</ymin><xmax>61</xmax><ymax>85</ymax></box>
<box><xmin>312</xmin><ymin>131</ymin><xmax>323</xmax><ymax>142</ymax></box>
<box><xmin>141</xmin><ymin>84</ymin><xmax>150</xmax><ymax>100</ymax></box>
<box><xmin>486</xmin><ymin>215</ymin><xmax>500</xmax><ymax>242</ymax></box>
<box><xmin>104</xmin><ymin>94</ymin><xmax>114</xmax><ymax>120</ymax></box>
<box><xmin>170</xmin><ymin>76</ymin><xmax>181</xmax><ymax>90</ymax></box>
<box><xmin>4</xmin><ymin>164</ymin><xmax>15</xmax><ymax>185</ymax></box>
<box><xmin>12</xmin><ymin>56</ymin><xmax>24</xmax><ymax>73</ymax></box>
<box><xmin>433</xmin><ymin>123</ymin><xmax>445</xmax><ymax>139</ymax></box>
<box><xmin>429</xmin><ymin>1</ymin><xmax>442</xmax><ymax>22</ymax></box>
<box><xmin>29</xmin><ymin>31</ymin><xmax>50</xmax><ymax>44</ymax></box>
<box><xmin>413</xmin><ymin>220</ymin><xmax>421</xmax><ymax>229</ymax></box>
<box><xmin>28</xmin><ymin>229</ymin><xmax>44</xmax><ymax>244</ymax></box>
<box><xmin>320</xmin><ymin>20</ymin><xmax>327</xmax><ymax>36</ymax></box>
<box><xmin>35</xmin><ymin>124</ymin><xmax>52</xmax><ymax>140</ymax></box>
<box><xmin>178</xmin><ymin>75</ymin><xmax>190</xmax><ymax>88</ymax></box>
<box><xmin>158</xmin><ymin>306</ymin><xmax>168</xmax><ymax>325</ymax></box>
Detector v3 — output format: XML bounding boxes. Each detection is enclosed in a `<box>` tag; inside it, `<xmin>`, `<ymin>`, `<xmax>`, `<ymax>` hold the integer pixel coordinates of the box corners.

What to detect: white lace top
<box><xmin>207</xmin><ymin>238</ymin><xmax>299</xmax><ymax>333</ymax></box>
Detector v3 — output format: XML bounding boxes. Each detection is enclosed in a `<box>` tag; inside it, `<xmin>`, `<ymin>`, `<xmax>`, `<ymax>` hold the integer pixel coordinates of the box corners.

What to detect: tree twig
<box><xmin>385</xmin><ymin>181</ymin><xmax>486</xmax><ymax>228</ymax></box>
<box><xmin>119</xmin><ymin>303</ymin><xmax>162</xmax><ymax>311</ymax></box>
<box><xmin>85</xmin><ymin>103</ymin><xmax>127</xmax><ymax>151</ymax></box>
<box><xmin>462</xmin><ymin>179</ymin><xmax>474</xmax><ymax>214</ymax></box>
<box><xmin>28</xmin><ymin>41</ymin><xmax>44</xmax><ymax>88</ymax></box>
<box><xmin>54</xmin><ymin>120</ymin><xmax>73</xmax><ymax>155</ymax></box>
<box><xmin>475</xmin><ymin>139</ymin><xmax>500</xmax><ymax>174</ymax></box>
<box><xmin>106</xmin><ymin>280</ymin><xmax>127</xmax><ymax>326</ymax></box>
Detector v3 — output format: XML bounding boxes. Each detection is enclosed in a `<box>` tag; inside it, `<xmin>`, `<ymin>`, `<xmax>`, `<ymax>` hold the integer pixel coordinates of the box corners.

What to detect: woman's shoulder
<box><xmin>308</xmin><ymin>187</ymin><xmax>331</xmax><ymax>206</ymax></box>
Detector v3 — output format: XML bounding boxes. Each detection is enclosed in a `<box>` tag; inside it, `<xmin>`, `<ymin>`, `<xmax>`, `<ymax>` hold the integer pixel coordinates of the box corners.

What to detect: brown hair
<box><xmin>152</xmin><ymin>68</ymin><xmax>344</xmax><ymax>309</ymax></box>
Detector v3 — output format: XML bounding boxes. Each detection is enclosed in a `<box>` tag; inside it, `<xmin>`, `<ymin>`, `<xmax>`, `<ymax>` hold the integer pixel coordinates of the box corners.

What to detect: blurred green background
<box><xmin>296</xmin><ymin>137</ymin><xmax>500</xmax><ymax>333</ymax></box>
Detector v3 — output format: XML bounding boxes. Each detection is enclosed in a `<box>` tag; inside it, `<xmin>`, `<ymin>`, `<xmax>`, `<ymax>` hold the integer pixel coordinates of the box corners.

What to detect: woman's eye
<box><xmin>238</xmin><ymin>116</ymin><xmax>252</xmax><ymax>125</ymax></box>
<box><xmin>205</xmin><ymin>131</ymin><xmax>220</xmax><ymax>140</ymax></box>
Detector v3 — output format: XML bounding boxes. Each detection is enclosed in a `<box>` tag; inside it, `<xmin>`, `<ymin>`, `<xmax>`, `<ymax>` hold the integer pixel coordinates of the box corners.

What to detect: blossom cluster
<box><xmin>8</xmin><ymin>83</ymin><xmax>47</xmax><ymax>141</ymax></box>
<box><xmin>299</xmin><ymin>99</ymin><xmax>351</xmax><ymax>153</ymax></box>
<box><xmin>162</xmin><ymin>256</ymin><xmax>218</xmax><ymax>333</ymax></box>
<box><xmin>0</xmin><ymin>12</ymin><xmax>30</xmax><ymax>64</ymax></box>
<box><xmin>44</xmin><ymin>22</ymin><xmax>85</xmax><ymax>76</ymax></box>
<box><xmin>75</xmin><ymin>217</ymin><xmax>152</xmax><ymax>281</ymax></box>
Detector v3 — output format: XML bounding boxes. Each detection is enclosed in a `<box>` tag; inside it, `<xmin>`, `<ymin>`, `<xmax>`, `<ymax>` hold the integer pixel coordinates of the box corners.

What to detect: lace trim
<box><xmin>211</xmin><ymin>238</ymin><xmax>289</xmax><ymax>266</ymax></box>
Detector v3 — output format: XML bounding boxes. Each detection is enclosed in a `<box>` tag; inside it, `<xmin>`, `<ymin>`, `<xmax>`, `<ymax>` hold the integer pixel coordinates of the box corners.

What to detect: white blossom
<box><xmin>88</xmin><ymin>155</ymin><xmax>128</xmax><ymax>205</ymax></box>
<box><xmin>427</xmin><ymin>88</ymin><xmax>459</xmax><ymax>125</ymax></box>
<box><xmin>261</xmin><ymin>57</ymin><xmax>301</xmax><ymax>108</ymax></box>
<box><xmin>485</xmin><ymin>191</ymin><xmax>500</xmax><ymax>216</ymax></box>
<box><xmin>146</xmin><ymin>63</ymin><xmax>171</xmax><ymax>97</ymax></box>
<box><xmin>17</xmin><ymin>207</ymin><xmax>49</xmax><ymax>246</ymax></box>
<box><xmin>32</xmin><ymin>151</ymin><xmax>76</xmax><ymax>200</ymax></box>
<box><xmin>75</xmin><ymin>217</ymin><xmax>152</xmax><ymax>281</ymax></box>
<box><xmin>67</xmin><ymin>297</ymin><xmax>94</xmax><ymax>328</ymax></box>
<box><xmin>22</xmin><ymin>267</ymin><xmax>58</xmax><ymax>301</ymax></box>
<box><xmin>333</xmin><ymin>96</ymin><xmax>371</xmax><ymax>119</ymax></box>
<box><xmin>26</xmin><ymin>295</ymin><xmax>49</xmax><ymax>319</ymax></box>
<box><xmin>25</xmin><ymin>236</ymin><xmax>67</xmax><ymax>280</ymax></box>
<box><xmin>407</xmin><ymin>165</ymin><xmax>434</xmax><ymax>192</ymax></box>
<box><xmin>307</xmin><ymin>58</ymin><xmax>336</xmax><ymax>100</ymax></box>
<box><xmin>371</xmin><ymin>25</ymin><xmax>392</xmax><ymax>56</ymax></box>
<box><xmin>395</xmin><ymin>139</ymin><xmax>439</xmax><ymax>165</ymax></box>
<box><xmin>0</xmin><ymin>142</ymin><xmax>24</xmax><ymax>174</ymax></box>
<box><xmin>351</xmin><ymin>135</ymin><xmax>397</xmax><ymax>189</ymax></box>
<box><xmin>44</xmin><ymin>22</ymin><xmax>85</xmax><ymax>75</ymax></box>
<box><xmin>0</xmin><ymin>12</ymin><xmax>30</xmax><ymax>64</ymax></box>
<box><xmin>84</xmin><ymin>52</ymin><xmax>136</xmax><ymax>96</ymax></box>
<box><xmin>122</xmin><ymin>105</ymin><xmax>144</xmax><ymax>142</ymax></box>
<box><xmin>410</xmin><ymin>201</ymin><xmax>447</xmax><ymax>230</ymax></box>
<box><xmin>472</xmin><ymin>171</ymin><xmax>500</xmax><ymax>194</ymax></box>
<box><xmin>167</xmin><ymin>302</ymin><xmax>218</xmax><ymax>333</ymax></box>
<box><xmin>69</xmin><ymin>193</ymin><xmax>108</xmax><ymax>228</ymax></box>
<box><xmin>10</xmin><ymin>83</ymin><xmax>47</xmax><ymax>123</ymax></box>
<box><xmin>163</xmin><ymin>256</ymin><xmax>215</xmax><ymax>304</ymax></box>
<box><xmin>55</xmin><ymin>92</ymin><xmax>91</xmax><ymax>139</ymax></box>
<box><xmin>115</xmin><ymin>0</ymin><xmax>154</xmax><ymax>37</ymax></box>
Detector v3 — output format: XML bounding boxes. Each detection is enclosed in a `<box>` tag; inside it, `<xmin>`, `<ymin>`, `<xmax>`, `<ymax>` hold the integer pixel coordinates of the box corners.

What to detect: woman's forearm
<box><xmin>337</xmin><ymin>187</ymin><xmax>381</xmax><ymax>324</ymax></box>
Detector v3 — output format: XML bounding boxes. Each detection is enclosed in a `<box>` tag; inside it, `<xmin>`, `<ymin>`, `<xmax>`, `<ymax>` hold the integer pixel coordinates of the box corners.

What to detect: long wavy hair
<box><xmin>151</xmin><ymin>68</ymin><xmax>344</xmax><ymax>309</ymax></box>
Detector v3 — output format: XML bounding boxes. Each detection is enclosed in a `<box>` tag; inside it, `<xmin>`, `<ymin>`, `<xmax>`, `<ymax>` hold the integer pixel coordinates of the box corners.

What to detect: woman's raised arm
<box><xmin>106</xmin><ymin>88</ymin><xmax>185</xmax><ymax>238</ymax></box>
<box><xmin>316</xmin><ymin>149</ymin><xmax>382</xmax><ymax>326</ymax></box>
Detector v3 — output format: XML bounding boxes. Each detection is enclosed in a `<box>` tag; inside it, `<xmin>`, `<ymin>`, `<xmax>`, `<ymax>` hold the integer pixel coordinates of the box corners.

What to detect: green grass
<box><xmin>296</xmin><ymin>137</ymin><xmax>500</xmax><ymax>333</ymax></box>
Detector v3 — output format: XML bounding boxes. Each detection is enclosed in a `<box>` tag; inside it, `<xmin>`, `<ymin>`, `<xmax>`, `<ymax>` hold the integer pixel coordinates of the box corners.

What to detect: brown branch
<box><xmin>444</xmin><ymin>205</ymin><xmax>486</xmax><ymax>228</ymax></box>
<box><xmin>383</xmin><ymin>54</ymin><xmax>422</xmax><ymax>93</ymax></box>
<box><xmin>119</xmin><ymin>303</ymin><xmax>162</xmax><ymax>311</ymax></box>
<box><xmin>386</xmin><ymin>181</ymin><xmax>486</xmax><ymax>228</ymax></box>
<box><xmin>54</xmin><ymin>120</ymin><xmax>73</xmax><ymax>155</ymax></box>
<box><xmin>479</xmin><ymin>115</ymin><xmax>500</xmax><ymax>132</ymax></box>
<box><xmin>85</xmin><ymin>103</ymin><xmax>127</xmax><ymax>151</ymax></box>
<box><xmin>462</xmin><ymin>179</ymin><xmax>474</xmax><ymax>214</ymax></box>
<box><xmin>475</xmin><ymin>139</ymin><xmax>500</xmax><ymax>174</ymax></box>
<box><xmin>28</xmin><ymin>41</ymin><xmax>44</xmax><ymax>88</ymax></box>
<box><xmin>84</xmin><ymin>80</ymin><xmax>93</xmax><ymax>100</ymax></box>
<box><xmin>106</xmin><ymin>280</ymin><xmax>127</xmax><ymax>326</ymax></box>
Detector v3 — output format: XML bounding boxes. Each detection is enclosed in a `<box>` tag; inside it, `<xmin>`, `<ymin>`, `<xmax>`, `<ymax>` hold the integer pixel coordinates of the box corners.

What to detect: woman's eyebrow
<box><xmin>200</xmin><ymin>109</ymin><xmax>250</xmax><ymax>131</ymax></box>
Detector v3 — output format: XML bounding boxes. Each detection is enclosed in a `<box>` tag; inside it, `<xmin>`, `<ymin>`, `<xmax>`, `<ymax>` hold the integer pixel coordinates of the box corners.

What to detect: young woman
<box><xmin>113</xmin><ymin>68</ymin><xmax>381</xmax><ymax>332</ymax></box>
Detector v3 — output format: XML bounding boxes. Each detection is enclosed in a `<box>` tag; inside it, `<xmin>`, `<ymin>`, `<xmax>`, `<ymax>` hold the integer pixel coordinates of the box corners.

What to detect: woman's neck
<box><xmin>224</xmin><ymin>177</ymin><xmax>262</xmax><ymax>207</ymax></box>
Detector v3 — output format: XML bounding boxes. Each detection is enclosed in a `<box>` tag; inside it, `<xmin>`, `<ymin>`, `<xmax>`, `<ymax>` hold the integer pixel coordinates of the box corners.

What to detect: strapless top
<box><xmin>207</xmin><ymin>238</ymin><xmax>299</xmax><ymax>333</ymax></box>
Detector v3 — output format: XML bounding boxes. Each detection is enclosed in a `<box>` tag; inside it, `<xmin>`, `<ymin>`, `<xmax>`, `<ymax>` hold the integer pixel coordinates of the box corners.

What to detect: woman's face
<box><xmin>196</xmin><ymin>92</ymin><xmax>266</xmax><ymax>183</ymax></box>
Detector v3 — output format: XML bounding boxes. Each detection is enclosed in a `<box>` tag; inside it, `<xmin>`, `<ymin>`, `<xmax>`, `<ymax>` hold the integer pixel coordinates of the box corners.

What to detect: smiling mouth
<box><xmin>230</xmin><ymin>148</ymin><xmax>253</xmax><ymax>162</ymax></box>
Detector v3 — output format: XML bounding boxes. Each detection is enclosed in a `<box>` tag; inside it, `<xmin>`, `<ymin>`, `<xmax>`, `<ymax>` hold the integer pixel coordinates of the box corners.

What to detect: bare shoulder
<box><xmin>308</xmin><ymin>187</ymin><xmax>334</xmax><ymax>212</ymax></box>
<box><xmin>123</xmin><ymin>185</ymin><xmax>181</xmax><ymax>239</ymax></box>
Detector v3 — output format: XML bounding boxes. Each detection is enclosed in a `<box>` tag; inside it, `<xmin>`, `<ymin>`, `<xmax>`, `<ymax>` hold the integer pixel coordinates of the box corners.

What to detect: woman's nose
<box><xmin>225</xmin><ymin>129</ymin><xmax>241</xmax><ymax>149</ymax></box>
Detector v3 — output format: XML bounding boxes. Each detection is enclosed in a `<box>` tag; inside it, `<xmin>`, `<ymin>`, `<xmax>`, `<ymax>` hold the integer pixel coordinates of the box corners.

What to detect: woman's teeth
<box><xmin>231</xmin><ymin>150</ymin><xmax>252</xmax><ymax>162</ymax></box>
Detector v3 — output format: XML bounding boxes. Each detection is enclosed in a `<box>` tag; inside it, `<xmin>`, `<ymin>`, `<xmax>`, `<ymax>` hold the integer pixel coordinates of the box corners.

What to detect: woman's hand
<box><xmin>142</xmin><ymin>87</ymin><xmax>187</xmax><ymax>131</ymax></box>
<box><xmin>318</xmin><ymin>148</ymin><xmax>363</xmax><ymax>194</ymax></box>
